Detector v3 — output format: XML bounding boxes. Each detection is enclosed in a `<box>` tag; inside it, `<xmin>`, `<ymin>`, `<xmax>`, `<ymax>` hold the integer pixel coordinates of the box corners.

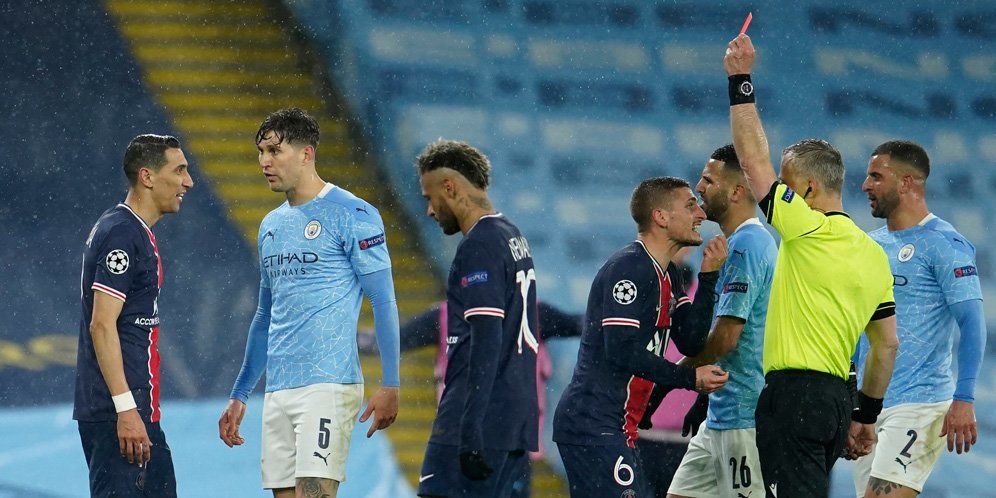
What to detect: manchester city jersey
<box><xmin>258</xmin><ymin>183</ymin><xmax>391</xmax><ymax>391</ymax></box>
<box><xmin>74</xmin><ymin>203</ymin><xmax>165</xmax><ymax>422</ymax></box>
<box><xmin>428</xmin><ymin>214</ymin><xmax>539</xmax><ymax>452</ymax></box>
<box><xmin>856</xmin><ymin>215</ymin><xmax>982</xmax><ymax>407</ymax></box>
<box><xmin>707</xmin><ymin>219</ymin><xmax>776</xmax><ymax>430</ymax></box>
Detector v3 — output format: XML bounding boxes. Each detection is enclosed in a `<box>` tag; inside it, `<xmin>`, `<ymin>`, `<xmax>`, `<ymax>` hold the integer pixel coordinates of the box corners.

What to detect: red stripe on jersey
<box><xmin>92</xmin><ymin>283</ymin><xmax>126</xmax><ymax>302</ymax></box>
<box><xmin>143</xmin><ymin>226</ymin><xmax>163</xmax><ymax>288</ymax></box>
<box><xmin>602</xmin><ymin>318</ymin><xmax>641</xmax><ymax>328</ymax></box>
<box><xmin>464</xmin><ymin>307</ymin><xmax>505</xmax><ymax>319</ymax></box>
<box><xmin>654</xmin><ymin>263</ymin><xmax>672</xmax><ymax>328</ymax></box>
<box><xmin>622</xmin><ymin>375</ymin><xmax>654</xmax><ymax>447</ymax></box>
<box><xmin>148</xmin><ymin>326</ymin><xmax>161</xmax><ymax>422</ymax></box>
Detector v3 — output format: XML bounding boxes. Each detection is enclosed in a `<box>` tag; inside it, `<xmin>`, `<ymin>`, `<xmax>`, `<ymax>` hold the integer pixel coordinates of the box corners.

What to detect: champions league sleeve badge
<box><xmin>612</xmin><ymin>280</ymin><xmax>638</xmax><ymax>305</ymax></box>
<box><xmin>105</xmin><ymin>249</ymin><xmax>130</xmax><ymax>274</ymax></box>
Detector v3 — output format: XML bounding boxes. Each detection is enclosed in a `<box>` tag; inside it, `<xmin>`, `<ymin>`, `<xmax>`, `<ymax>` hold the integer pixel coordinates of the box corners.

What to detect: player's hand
<box><xmin>844</xmin><ymin>420</ymin><xmax>874</xmax><ymax>460</ymax></box>
<box><xmin>940</xmin><ymin>400</ymin><xmax>977</xmax><ymax>454</ymax></box>
<box><xmin>638</xmin><ymin>385</ymin><xmax>672</xmax><ymax>430</ymax></box>
<box><xmin>459</xmin><ymin>450</ymin><xmax>494</xmax><ymax>481</ymax></box>
<box><xmin>700</xmin><ymin>235</ymin><xmax>728</xmax><ymax>273</ymax></box>
<box><xmin>218</xmin><ymin>399</ymin><xmax>247</xmax><ymax>448</ymax></box>
<box><xmin>694</xmin><ymin>365</ymin><xmax>728</xmax><ymax>394</ymax></box>
<box><xmin>682</xmin><ymin>393</ymin><xmax>709</xmax><ymax>437</ymax></box>
<box><xmin>359</xmin><ymin>386</ymin><xmax>399</xmax><ymax>438</ymax></box>
<box><xmin>117</xmin><ymin>408</ymin><xmax>152</xmax><ymax>466</ymax></box>
<box><xmin>724</xmin><ymin>34</ymin><xmax>756</xmax><ymax>76</ymax></box>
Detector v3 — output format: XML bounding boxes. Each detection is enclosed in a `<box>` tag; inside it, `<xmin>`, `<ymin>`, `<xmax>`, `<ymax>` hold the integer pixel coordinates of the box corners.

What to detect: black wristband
<box><xmin>851</xmin><ymin>391</ymin><xmax>884</xmax><ymax>424</ymax></box>
<box><xmin>729</xmin><ymin>74</ymin><xmax>755</xmax><ymax>105</ymax></box>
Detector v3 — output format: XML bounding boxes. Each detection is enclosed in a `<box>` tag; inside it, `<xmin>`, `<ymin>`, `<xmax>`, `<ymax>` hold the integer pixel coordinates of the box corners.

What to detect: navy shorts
<box><xmin>557</xmin><ymin>440</ymin><xmax>648</xmax><ymax>498</ymax></box>
<box><xmin>78</xmin><ymin>420</ymin><xmax>176</xmax><ymax>498</ymax></box>
<box><xmin>417</xmin><ymin>442</ymin><xmax>528</xmax><ymax>498</ymax></box>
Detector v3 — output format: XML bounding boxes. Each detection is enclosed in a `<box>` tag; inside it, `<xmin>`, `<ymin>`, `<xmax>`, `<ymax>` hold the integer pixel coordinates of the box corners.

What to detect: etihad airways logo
<box><xmin>262</xmin><ymin>252</ymin><xmax>320</xmax><ymax>278</ymax></box>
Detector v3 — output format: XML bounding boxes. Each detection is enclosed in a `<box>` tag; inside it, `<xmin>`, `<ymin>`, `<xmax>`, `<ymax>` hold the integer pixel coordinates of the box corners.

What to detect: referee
<box><xmin>723</xmin><ymin>35</ymin><xmax>900</xmax><ymax>497</ymax></box>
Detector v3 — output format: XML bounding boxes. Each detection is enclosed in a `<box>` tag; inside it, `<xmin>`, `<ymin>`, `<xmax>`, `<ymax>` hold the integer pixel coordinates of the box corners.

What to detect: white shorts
<box><xmin>261</xmin><ymin>383</ymin><xmax>364</xmax><ymax>489</ymax></box>
<box><xmin>852</xmin><ymin>400</ymin><xmax>950</xmax><ymax>495</ymax></box>
<box><xmin>667</xmin><ymin>423</ymin><xmax>765</xmax><ymax>498</ymax></box>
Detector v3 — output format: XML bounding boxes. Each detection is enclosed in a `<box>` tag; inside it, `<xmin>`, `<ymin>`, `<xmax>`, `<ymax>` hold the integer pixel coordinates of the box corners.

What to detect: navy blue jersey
<box><xmin>554</xmin><ymin>241</ymin><xmax>701</xmax><ymax>447</ymax></box>
<box><xmin>428</xmin><ymin>214</ymin><xmax>539</xmax><ymax>452</ymax></box>
<box><xmin>74</xmin><ymin>204</ymin><xmax>164</xmax><ymax>422</ymax></box>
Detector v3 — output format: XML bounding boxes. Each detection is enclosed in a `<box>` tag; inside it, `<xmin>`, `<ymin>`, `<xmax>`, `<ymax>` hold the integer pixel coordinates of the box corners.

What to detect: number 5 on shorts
<box><xmin>318</xmin><ymin>418</ymin><xmax>331</xmax><ymax>449</ymax></box>
<box><xmin>613</xmin><ymin>455</ymin><xmax>635</xmax><ymax>486</ymax></box>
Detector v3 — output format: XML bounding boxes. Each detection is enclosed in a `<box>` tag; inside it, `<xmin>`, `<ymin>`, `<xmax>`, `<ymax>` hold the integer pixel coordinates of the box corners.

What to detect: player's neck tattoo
<box><xmin>468</xmin><ymin>194</ymin><xmax>492</xmax><ymax>211</ymax></box>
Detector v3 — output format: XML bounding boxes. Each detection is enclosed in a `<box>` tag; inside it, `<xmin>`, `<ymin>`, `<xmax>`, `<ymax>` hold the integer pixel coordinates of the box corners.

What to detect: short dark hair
<box><xmin>782</xmin><ymin>139</ymin><xmax>845</xmax><ymax>193</ymax></box>
<box><xmin>415</xmin><ymin>140</ymin><xmax>491</xmax><ymax>189</ymax></box>
<box><xmin>255</xmin><ymin>107</ymin><xmax>320</xmax><ymax>149</ymax></box>
<box><xmin>630</xmin><ymin>176</ymin><xmax>690</xmax><ymax>232</ymax></box>
<box><xmin>123</xmin><ymin>134</ymin><xmax>181</xmax><ymax>186</ymax></box>
<box><xmin>710</xmin><ymin>143</ymin><xmax>743</xmax><ymax>175</ymax></box>
<box><xmin>872</xmin><ymin>140</ymin><xmax>930</xmax><ymax>180</ymax></box>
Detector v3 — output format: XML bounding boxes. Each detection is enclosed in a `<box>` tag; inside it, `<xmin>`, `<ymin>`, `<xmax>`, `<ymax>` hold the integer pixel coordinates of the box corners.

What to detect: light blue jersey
<box><xmin>707</xmin><ymin>219</ymin><xmax>777</xmax><ymax>430</ymax></box>
<box><xmin>258</xmin><ymin>183</ymin><xmax>391</xmax><ymax>391</ymax></box>
<box><xmin>856</xmin><ymin>214</ymin><xmax>982</xmax><ymax>407</ymax></box>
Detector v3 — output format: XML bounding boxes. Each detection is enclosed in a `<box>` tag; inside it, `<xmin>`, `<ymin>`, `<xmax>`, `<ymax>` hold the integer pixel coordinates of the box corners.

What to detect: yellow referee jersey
<box><xmin>761</xmin><ymin>182</ymin><xmax>894</xmax><ymax>380</ymax></box>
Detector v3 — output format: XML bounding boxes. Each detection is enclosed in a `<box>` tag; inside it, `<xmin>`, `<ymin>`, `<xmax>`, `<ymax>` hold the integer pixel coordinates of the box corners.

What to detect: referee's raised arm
<box><xmin>725</xmin><ymin>34</ymin><xmax>776</xmax><ymax>201</ymax></box>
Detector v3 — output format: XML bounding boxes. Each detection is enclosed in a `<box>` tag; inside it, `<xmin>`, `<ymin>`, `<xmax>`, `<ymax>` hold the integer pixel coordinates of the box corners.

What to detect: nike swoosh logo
<box><xmin>419</xmin><ymin>474</ymin><xmax>434</xmax><ymax>483</ymax></box>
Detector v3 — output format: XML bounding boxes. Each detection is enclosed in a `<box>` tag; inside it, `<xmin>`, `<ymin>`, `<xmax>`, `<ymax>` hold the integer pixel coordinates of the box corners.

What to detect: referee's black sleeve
<box><xmin>870</xmin><ymin>301</ymin><xmax>896</xmax><ymax>321</ymax></box>
<box><xmin>758</xmin><ymin>181</ymin><xmax>780</xmax><ymax>224</ymax></box>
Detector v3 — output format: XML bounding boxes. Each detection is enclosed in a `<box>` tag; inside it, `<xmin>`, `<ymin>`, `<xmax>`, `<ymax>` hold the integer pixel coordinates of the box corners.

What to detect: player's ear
<box><xmin>730</xmin><ymin>183</ymin><xmax>745</xmax><ymax>202</ymax></box>
<box><xmin>652</xmin><ymin>207</ymin><xmax>668</xmax><ymax>228</ymax></box>
<box><xmin>139</xmin><ymin>167</ymin><xmax>155</xmax><ymax>188</ymax></box>
<box><xmin>442</xmin><ymin>177</ymin><xmax>457</xmax><ymax>199</ymax></box>
<box><xmin>301</xmin><ymin>144</ymin><xmax>315</xmax><ymax>164</ymax></box>
<box><xmin>899</xmin><ymin>173</ymin><xmax>915</xmax><ymax>193</ymax></box>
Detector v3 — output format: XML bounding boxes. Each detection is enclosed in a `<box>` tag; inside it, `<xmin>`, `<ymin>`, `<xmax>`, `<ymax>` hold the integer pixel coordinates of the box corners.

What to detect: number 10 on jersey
<box><xmin>516</xmin><ymin>269</ymin><xmax>538</xmax><ymax>354</ymax></box>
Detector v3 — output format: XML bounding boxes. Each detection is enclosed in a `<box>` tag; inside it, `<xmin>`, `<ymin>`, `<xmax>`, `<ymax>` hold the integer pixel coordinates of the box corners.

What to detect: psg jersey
<box><xmin>554</xmin><ymin>240</ymin><xmax>697</xmax><ymax>447</ymax></box>
<box><xmin>428</xmin><ymin>214</ymin><xmax>539</xmax><ymax>452</ymax></box>
<box><xmin>74</xmin><ymin>203</ymin><xmax>165</xmax><ymax>422</ymax></box>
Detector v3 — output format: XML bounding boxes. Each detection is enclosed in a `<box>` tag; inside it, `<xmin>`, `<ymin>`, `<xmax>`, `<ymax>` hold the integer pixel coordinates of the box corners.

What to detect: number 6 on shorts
<box><xmin>613</xmin><ymin>455</ymin><xmax>635</xmax><ymax>486</ymax></box>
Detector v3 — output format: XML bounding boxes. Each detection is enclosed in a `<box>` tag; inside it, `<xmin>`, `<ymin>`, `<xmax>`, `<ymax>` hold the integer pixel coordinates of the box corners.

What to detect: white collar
<box><xmin>917</xmin><ymin>213</ymin><xmax>937</xmax><ymax>226</ymax></box>
<box><xmin>317</xmin><ymin>183</ymin><xmax>335</xmax><ymax>198</ymax></box>
<box><xmin>732</xmin><ymin>217</ymin><xmax>762</xmax><ymax>234</ymax></box>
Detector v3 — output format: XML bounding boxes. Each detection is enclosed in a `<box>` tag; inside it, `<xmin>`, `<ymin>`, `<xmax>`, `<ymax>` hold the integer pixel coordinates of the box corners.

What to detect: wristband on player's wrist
<box><xmin>112</xmin><ymin>391</ymin><xmax>137</xmax><ymax>413</ymax></box>
<box><xmin>729</xmin><ymin>74</ymin><xmax>755</xmax><ymax>105</ymax></box>
<box><xmin>851</xmin><ymin>391</ymin><xmax>883</xmax><ymax>424</ymax></box>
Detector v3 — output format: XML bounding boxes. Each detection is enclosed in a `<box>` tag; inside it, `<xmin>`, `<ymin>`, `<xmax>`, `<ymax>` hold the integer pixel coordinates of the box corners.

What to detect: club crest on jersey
<box><xmin>359</xmin><ymin>233</ymin><xmax>385</xmax><ymax>250</ymax></box>
<box><xmin>612</xmin><ymin>280</ymin><xmax>637</xmax><ymax>305</ymax></box>
<box><xmin>461</xmin><ymin>271</ymin><xmax>488</xmax><ymax>287</ymax></box>
<box><xmin>105</xmin><ymin>249</ymin><xmax>129</xmax><ymax>274</ymax></box>
<box><xmin>954</xmin><ymin>265</ymin><xmax>977</xmax><ymax>278</ymax></box>
<box><xmin>304</xmin><ymin>220</ymin><xmax>322</xmax><ymax>240</ymax></box>
<box><xmin>781</xmin><ymin>187</ymin><xmax>795</xmax><ymax>203</ymax></box>
<box><xmin>897</xmin><ymin>243</ymin><xmax>915</xmax><ymax>262</ymax></box>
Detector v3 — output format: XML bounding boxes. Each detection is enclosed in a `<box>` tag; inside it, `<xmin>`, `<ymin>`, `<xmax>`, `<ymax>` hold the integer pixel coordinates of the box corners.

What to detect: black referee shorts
<box><xmin>754</xmin><ymin>369</ymin><xmax>850</xmax><ymax>498</ymax></box>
